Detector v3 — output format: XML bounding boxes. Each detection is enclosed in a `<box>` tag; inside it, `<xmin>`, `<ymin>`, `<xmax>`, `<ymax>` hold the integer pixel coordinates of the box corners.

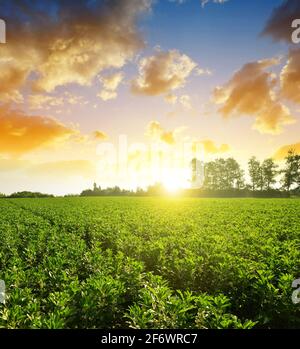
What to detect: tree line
<box><xmin>199</xmin><ymin>150</ymin><xmax>299</xmax><ymax>196</ymax></box>
<box><xmin>79</xmin><ymin>150</ymin><xmax>300</xmax><ymax>198</ymax></box>
<box><xmin>0</xmin><ymin>191</ymin><xmax>54</xmax><ymax>198</ymax></box>
<box><xmin>1</xmin><ymin>150</ymin><xmax>299</xmax><ymax>198</ymax></box>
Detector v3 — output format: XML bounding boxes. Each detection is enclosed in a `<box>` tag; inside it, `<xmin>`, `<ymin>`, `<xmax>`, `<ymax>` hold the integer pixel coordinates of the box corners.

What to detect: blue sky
<box><xmin>0</xmin><ymin>0</ymin><xmax>300</xmax><ymax>194</ymax></box>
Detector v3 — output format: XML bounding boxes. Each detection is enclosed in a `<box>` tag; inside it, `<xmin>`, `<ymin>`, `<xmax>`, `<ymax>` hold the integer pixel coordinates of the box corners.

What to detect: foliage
<box><xmin>79</xmin><ymin>151</ymin><xmax>300</xmax><ymax>198</ymax></box>
<box><xmin>0</xmin><ymin>197</ymin><xmax>299</xmax><ymax>329</ymax></box>
<box><xmin>281</xmin><ymin>150</ymin><xmax>300</xmax><ymax>191</ymax></box>
<box><xmin>203</xmin><ymin>158</ymin><xmax>245</xmax><ymax>191</ymax></box>
<box><xmin>8</xmin><ymin>192</ymin><xmax>54</xmax><ymax>198</ymax></box>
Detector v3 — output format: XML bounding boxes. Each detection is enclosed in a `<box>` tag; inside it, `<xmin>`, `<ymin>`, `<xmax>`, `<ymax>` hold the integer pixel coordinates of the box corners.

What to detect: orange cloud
<box><xmin>164</xmin><ymin>94</ymin><xmax>178</xmax><ymax>104</ymax></box>
<box><xmin>131</xmin><ymin>50</ymin><xmax>197</xmax><ymax>96</ymax></box>
<box><xmin>213</xmin><ymin>58</ymin><xmax>295</xmax><ymax>134</ymax></box>
<box><xmin>194</xmin><ymin>140</ymin><xmax>230</xmax><ymax>154</ymax></box>
<box><xmin>280</xmin><ymin>48</ymin><xmax>300</xmax><ymax>104</ymax></box>
<box><xmin>101</xmin><ymin>72</ymin><xmax>124</xmax><ymax>91</ymax></box>
<box><xmin>0</xmin><ymin>0</ymin><xmax>151</xmax><ymax>98</ymax></box>
<box><xmin>146</xmin><ymin>121</ymin><xmax>163</xmax><ymax>137</ymax></box>
<box><xmin>0</xmin><ymin>59</ymin><xmax>27</xmax><ymax>102</ymax></box>
<box><xmin>97</xmin><ymin>90</ymin><xmax>118</xmax><ymax>101</ymax></box>
<box><xmin>0</xmin><ymin>105</ymin><xmax>76</xmax><ymax>156</ymax></box>
<box><xmin>98</xmin><ymin>72</ymin><xmax>124</xmax><ymax>101</ymax></box>
<box><xmin>93</xmin><ymin>130</ymin><xmax>108</xmax><ymax>141</ymax></box>
<box><xmin>146</xmin><ymin>121</ymin><xmax>182</xmax><ymax>145</ymax></box>
<box><xmin>29</xmin><ymin>94</ymin><xmax>64</xmax><ymax>110</ymax></box>
<box><xmin>160</xmin><ymin>131</ymin><xmax>176</xmax><ymax>145</ymax></box>
<box><xmin>273</xmin><ymin>142</ymin><xmax>300</xmax><ymax>160</ymax></box>
<box><xmin>29</xmin><ymin>92</ymin><xmax>88</xmax><ymax>110</ymax></box>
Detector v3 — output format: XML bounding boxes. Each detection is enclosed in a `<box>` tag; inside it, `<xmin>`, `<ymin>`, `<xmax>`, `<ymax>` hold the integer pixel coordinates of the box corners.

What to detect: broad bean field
<box><xmin>0</xmin><ymin>197</ymin><xmax>299</xmax><ymax>329</ymax></box>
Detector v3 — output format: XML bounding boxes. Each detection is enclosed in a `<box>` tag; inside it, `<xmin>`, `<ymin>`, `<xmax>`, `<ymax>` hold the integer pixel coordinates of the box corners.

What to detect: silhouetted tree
<box><xmin>9</xmin><ymin>191</ymin><xmax>54</xmax><ymax>198</ymax></box>
<box><xmin>261</xmin><ymin>158</ymin><xmax>278</xmax><ymax>191</ymax></box>
<box><xmin>281</xmin><ymin>150</ymin><xmax>300</xmax><ymax>191</ymax></box>
<box><xmin>248</xmin><ymin>157</ymin><xmax>263</xmax><ymax>191</ymax></box>
<box><xmin>147</xmin><ymin>183</ymin><xmax>165</xmax><ymax>195</ymax></box>
<box><xmin>204</xmin><ymin>158</ymin><xmax>244</xmax><ymax>191</ymax></box>
<box><xmin>225</xmin><ymin>158</ymin><xmax>245</xmax><ymax>190</ymax></box>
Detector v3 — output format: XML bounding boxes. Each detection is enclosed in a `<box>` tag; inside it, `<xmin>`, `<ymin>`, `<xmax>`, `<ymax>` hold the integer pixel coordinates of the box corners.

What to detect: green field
<box><xmin>0</xmin><ymin>197</ymin><xmax>299</xmax><ymax>329</ymax></box>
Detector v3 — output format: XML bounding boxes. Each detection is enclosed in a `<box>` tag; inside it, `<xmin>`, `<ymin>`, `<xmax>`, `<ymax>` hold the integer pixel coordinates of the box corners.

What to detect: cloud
<box><xmin>168</xmin><ymin>0</ymin><xmax>187</xmax><ymax>4</ymax></box>
<box><xmin>128</xmin><ymin>149</ymin><xmax>147</xmax><ymax>172</ymax></box>
<box><xmin>195</xmin><ymin>67</ymin><xmax>212</xmax><ymax>76</ymax></box>
<box><xmin>160</xmin><ymin>131</ymin><xmax>176</xmax><ymax>145</ymax></box>
<box><xmin>201</xmin><ymin>0</ymin><xmax>229</xmax><ymax>7</ymax></box>
<box><xmin>164</xmin><ymin>94</ymin><xmax>178</xmax><ymax>104</ymax></box>
<box><xmin>213</xmin><ymin>58</ymin><xmax>295</xmax><ymax>134</ymax></box>
<box><xmin>29</xmin><ymin>95</ymin><xmax>64</xmax><ymax>110</ymax></box>
<box><xmin>273</xmin><ymin>142</ymin><xmax>300</xmax><ymax>160</ymax></box>
<box><xmin>201</xmin><ymin>140</ymin><xmax>230</xmax><ymax>154</ymax></box>
<box><xmin>193</xmin><ymin>139</ymin><xmax>230</xmax><ymax>154</ymax></box>
<box><xmin>170</xmin><ymin>0</ymin><xmax>228</xmax><ymax>7</ymax></box>
<box><xmin>93</xmin><ymin>130</ymin><xmax>108</xmax><ymax>141</ymax></box>
<box><xmin>29</xmin><ymin>92</ymin><xmax>88</xmax><ymax>110</ymax></box>
<box><xmin>0</xmin><ymin>91</ymin><xmax>24</xmax><ymax>104</ymax></box>
<box><xmin>97</xmin><ymin>90</ymin><xmax>118</xmax><ymax>101</ymax></box>
<box><xmin>131</xmin><ymin>50</ymin><xmax>197</xmax><ymax>96</ymax></box>
<box><xmin>0</xmin><ymin>0</ymin><xmax>151</xmax><ymax>97</ymax></box>
<box><xmin>146</xmin><ymin>121</ymin><xmax>184</xmax><ymax>145</ymax></box>
<box><xmin>0</xmin><ymin>58</ymin><xmax>28</xmax><ymax>102</ymax></box>
<box><xmin>280</xmin><ymin>48</ymin><xmax>300</xmax><ymax>104</ymax></box>
<box><xmin>101</xmin><ymin>72</ymin><xmax>124</xmax><ymax>91</ymax></box>
<box><xmin>146</xmin><ymin>121</ymin><xmax>165</xmax><ymax>139</ymax></box>
<box><xmin>262</xmin><ymin>0</ymin><xmax>300</xmax><ymax>42</ymax></box>
<box><xmin>0</xmin><ymin>105</ymin><xmax>76</xmax><ymax>156</ymax></box>
<box><xmin>98</xmin><ymin>72</ymin><xmax>124</xmax><ymax>101</ymax></box>
<box><xmin>64</xmin><ymin>92</ymin><xmax>88</xmax><ymax>106</ymax></box>
<box><xmin>165</xmin><ymin>93</ymin><xmax>195</xmax><ymax>111</ymax></box>
<box><xmin>179</xmin><ymin>95</ymin><xmax>192</xmax><ymax>110</ymax></box>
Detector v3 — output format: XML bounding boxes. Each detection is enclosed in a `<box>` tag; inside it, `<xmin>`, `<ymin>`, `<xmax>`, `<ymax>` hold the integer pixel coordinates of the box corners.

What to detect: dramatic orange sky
<box><xmin>0</xmin><ymin>0</ymin><xmax>300</xmax><ymax>195</ymax></box>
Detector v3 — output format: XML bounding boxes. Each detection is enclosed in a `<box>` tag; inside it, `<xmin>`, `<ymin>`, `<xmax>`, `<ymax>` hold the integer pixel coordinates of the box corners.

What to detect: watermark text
<box><xmin>0</xmin><ymin>280</ymin><xmax>5</xmax><ymax>304</ymax></box>
<box><xmin>292</xmin><ymin>19</ymin><xmax>300</xmax><ymax>44</ymax></box>
<box><xmin>292</xmin><ymin>278</ymin><xmax>300</xmax><ymax>305</ymax></box>
<box><xmin>0</xmin><ymin>19</ymin><xmax>6</xmax><ymax>44</ymax></box>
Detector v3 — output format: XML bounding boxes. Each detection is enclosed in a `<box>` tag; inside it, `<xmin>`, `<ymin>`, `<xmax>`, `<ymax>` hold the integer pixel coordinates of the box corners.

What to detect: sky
<box><xmin>0</xmin><ymin>0</ymin><xmax>300</xmax><ymax>195</ymax></box>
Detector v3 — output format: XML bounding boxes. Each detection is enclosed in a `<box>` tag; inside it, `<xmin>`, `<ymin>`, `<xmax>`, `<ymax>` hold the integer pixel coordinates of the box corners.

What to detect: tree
<box><xmin>281</xmin><ymin>150</ymin><xmax>300</xmax><ymax>191</ymax></box>
<box><xmin>203</xmin><ymin>161</ymin><xmax>218</xmax><ymax>190</ymax></box>
<box><xmin>9</xmin><ymin>191</ymin><xmax>54</xmax><ymax>198</ymax></box>
<box><xmin>147</xmin><ymin>183</ymin><xmax>165</xmax><ymax>196</ymax></box>
<box><xmin>261</xmin><ymin>158</ymin><xmax>278</xmax><ymax>191</ymax></box>
<box><xmin>248</xmin><ymin>157</ymin><xmax>262</xmax><ymax>191</ymax></box>
<box><xmin>203</xmin><ymin>158</ymin><xmax>244</xmax><ymax>191</ymax></box>
<box><xmin>225</xmin><ymin>158</ymin><xmax>245</xmax><ymax>190</ymax></box>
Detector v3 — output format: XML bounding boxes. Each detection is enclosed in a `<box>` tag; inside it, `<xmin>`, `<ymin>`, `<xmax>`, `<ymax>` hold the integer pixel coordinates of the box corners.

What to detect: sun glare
<box><xmin>163</xmin><ymin>177</ymin><xmax>183</xmax><ymax>193</ymax></box>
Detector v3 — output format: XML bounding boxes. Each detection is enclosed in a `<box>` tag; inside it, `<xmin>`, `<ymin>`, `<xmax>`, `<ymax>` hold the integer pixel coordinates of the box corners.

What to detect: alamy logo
<box><xmin>292</xmin><ymin>19</ymin><xmax>300</xmax><ymax>44</ymax></box>
<box><xmin>292</xmin><ymin>278</ymin><xmax>300</xmax><ymax>305</ymax></box>
<box><xmin>0</xmin><ymin>19</ymin><xmax>6</xmax><ymax>43</ymax></box>
<box><xmin>0</xmin><ymin>280</ymin><xmax>5</xmax><ymax>304</ymax></box>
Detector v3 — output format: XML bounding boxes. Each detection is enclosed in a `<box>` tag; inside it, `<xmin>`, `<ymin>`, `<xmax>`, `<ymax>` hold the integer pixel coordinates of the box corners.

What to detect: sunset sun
<box><xmin>163</xmin><ymin>177</ymin><xmax>183</xmax><ymax>193</ymax></box>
